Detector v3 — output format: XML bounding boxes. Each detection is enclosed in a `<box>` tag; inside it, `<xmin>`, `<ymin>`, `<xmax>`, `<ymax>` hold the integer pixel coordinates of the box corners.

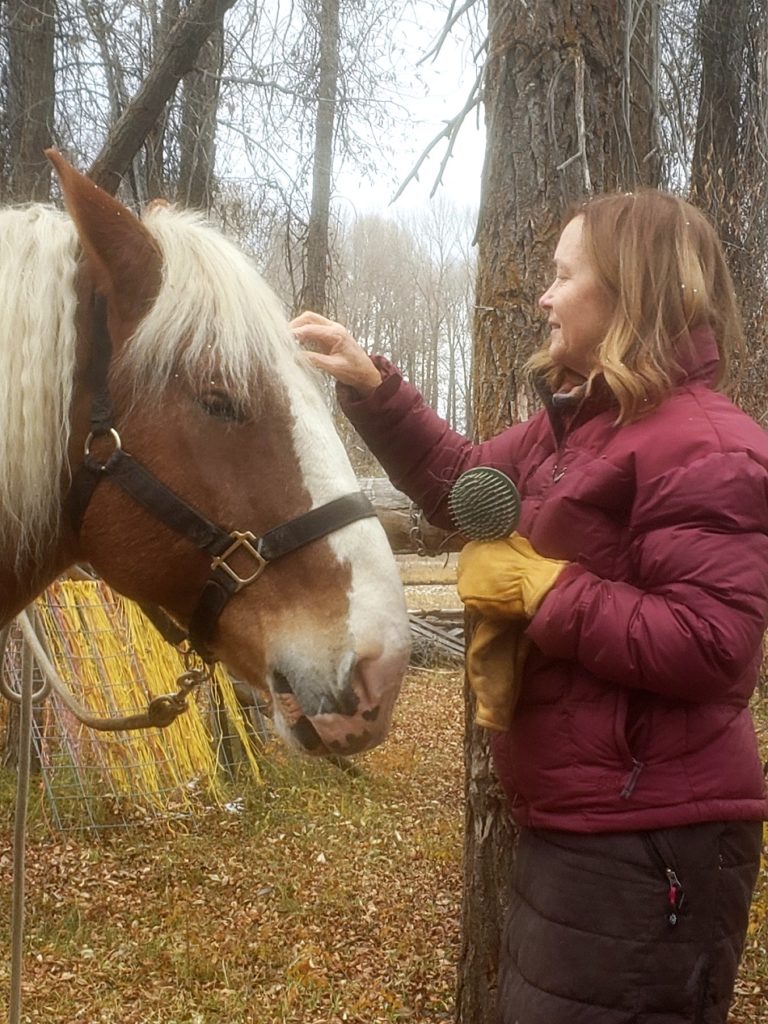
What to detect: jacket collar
<box><xmin>536</xmin><ymin>324</ymin><xmax>721</xmax><ymax>444</ymax></box>
<box><xmin>673</xmin><ymin>324</ymin><xmax>721</xmax><ymax>385</ymax></box>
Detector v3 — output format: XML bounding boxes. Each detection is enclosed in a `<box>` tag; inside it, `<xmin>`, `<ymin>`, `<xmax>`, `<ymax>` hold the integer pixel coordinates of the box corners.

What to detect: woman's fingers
<box><xmin>292</xmin><ymin>322</ymin><xmax>344</xmax><ymax>353</ymax></box>
<box><xmin>290</xmin><ymin>309</ymin><xmax>332</xmax><ymax>328</ymax></box>
<box><xmin>290</xmin><ymin>312</ymin><xmax>381</xmax><ymax>393</ymax></box>
<box><xmin>290</xmin><ymin>312</ymin><xmax>352</xmax><ymax>355</ymax></box>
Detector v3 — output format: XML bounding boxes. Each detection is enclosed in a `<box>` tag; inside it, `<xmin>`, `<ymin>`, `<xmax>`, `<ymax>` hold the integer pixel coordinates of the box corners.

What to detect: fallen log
<box><xmin>358</xmin><ymin>477</ymin><xmax>464</xmax><ymax>555</ymax></box>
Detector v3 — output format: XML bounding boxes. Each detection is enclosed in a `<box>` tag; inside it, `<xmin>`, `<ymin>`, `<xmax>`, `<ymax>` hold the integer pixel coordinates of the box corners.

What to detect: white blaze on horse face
<box><xmin>129</xmin><ymin>204</ymin><xmax>408</xmax><ymax>754</ymax></box>
<box><xmin>274</xmin><ymin>361</ymin><xmax>411</xmax><ymax>754</ymax></box>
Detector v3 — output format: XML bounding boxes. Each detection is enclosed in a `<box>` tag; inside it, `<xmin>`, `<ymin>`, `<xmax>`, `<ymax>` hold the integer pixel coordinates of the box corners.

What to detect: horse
<box><xmin>0</xmin><ymin>150</ymin><xmax>411</xmax><ymax>756</ymax></box>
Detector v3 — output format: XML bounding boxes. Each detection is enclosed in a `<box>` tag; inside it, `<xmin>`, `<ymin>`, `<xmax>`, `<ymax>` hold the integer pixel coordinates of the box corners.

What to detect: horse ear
<box><xmin>46</xmin><ymin>148</ymin><xmax>162</xmax><ymax>323</ymax></box>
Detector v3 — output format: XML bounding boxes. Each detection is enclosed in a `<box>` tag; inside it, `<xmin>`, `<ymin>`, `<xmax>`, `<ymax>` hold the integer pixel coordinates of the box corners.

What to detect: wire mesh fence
<box><xmin>0</xmin><ymin>581</ymin><xmax>270</xmax><ymax>832</ymax></box>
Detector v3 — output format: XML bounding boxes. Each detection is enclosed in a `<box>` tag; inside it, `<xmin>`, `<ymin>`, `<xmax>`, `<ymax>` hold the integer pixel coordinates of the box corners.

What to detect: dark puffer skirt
<box><xmin>497</xmin><ymin>821</ymin><xmax>762</xmax><ymax>1024</ymax></box>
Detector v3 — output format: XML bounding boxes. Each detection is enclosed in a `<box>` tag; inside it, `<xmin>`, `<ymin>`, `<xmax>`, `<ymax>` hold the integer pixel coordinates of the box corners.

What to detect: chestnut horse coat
<box><xmin>338</xmin><ymin>327</ymin><xmax>768</xmax><ymax>833</ymax></box>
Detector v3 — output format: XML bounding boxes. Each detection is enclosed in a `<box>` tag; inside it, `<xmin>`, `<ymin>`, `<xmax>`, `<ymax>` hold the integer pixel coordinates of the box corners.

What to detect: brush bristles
<box><xmin>448</xmin><ymin>467</ymin><xmax>521</xmax><ymax>540</ymax></box>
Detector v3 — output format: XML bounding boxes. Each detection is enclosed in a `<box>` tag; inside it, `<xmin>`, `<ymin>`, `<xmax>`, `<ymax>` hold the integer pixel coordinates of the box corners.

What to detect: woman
<box><xmin>291</xmin><ymin>191</ymin><xmax>768</xmax><ymax>1024</ymax></box>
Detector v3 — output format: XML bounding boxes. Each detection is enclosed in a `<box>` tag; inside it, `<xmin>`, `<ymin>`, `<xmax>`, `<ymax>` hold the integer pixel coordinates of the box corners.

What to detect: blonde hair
<box><xmin>0</xmin><ymin>206</ymin><xmax>79</xmax><ymax>563</ymax></box>
<box><xmin>528</xmin><ymin>190</ymin><xmax>744</xmax><ymax>422</ymax></box>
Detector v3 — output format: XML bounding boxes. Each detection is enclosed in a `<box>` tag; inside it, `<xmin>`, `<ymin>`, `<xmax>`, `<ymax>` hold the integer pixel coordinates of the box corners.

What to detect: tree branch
<box><xmin>89</xmin><ymin>0</ymin><xmax>239</xmax><ymax>195</ymax></box>
<box><xmin>391</xmin><ymin>64</ymin><xmax>483</xmax><ymax>203</ymax></box>
<box><xmin>419</xmin><ymin>0</ymin><xmax>479</xmax><ymax>65</ymax></box>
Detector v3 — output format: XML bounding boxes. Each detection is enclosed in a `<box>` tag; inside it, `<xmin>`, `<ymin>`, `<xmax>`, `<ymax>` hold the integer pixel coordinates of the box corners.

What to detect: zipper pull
<box><xmin>620</xmin><ymin>759</ymin><xmax>644</xmax><ymax>799</ymax></box>
<box><xmin>666</xmin><ymin>868</ymin><xmax>685</xmax><ymax>926</ymax></box>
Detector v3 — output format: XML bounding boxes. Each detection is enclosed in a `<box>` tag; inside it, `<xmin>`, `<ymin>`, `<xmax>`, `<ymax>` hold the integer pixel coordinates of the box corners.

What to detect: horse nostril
<box><xmin>272</xmin><ymin>664</ymin><xmax>360</xmax><ymax>718</ymax></box>
<box><xmin>291</xmin><ymin>716</ymin><xmax>326</xmax><ymax>753</ymax></box>
<box><xmin>272</xmin><ymin>669</ymin><xmax>293</xmax><ymax>695</ymax></box>
<box><xmin>335</xmin><ymin>678</ymin><xmax>360</xmax><ymax>716</ymax></box>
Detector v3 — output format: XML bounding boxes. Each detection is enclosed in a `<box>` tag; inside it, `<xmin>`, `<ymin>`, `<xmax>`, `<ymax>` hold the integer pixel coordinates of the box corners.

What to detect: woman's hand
<box><xmin>457</xmin><ymin>534</ymin><xmax>569</xmax><ymax>620</ymax></box>
<box><xmin>290</xmin><ymin>311</ymin><xmax>383</xmax><ymax>396</ymax></box>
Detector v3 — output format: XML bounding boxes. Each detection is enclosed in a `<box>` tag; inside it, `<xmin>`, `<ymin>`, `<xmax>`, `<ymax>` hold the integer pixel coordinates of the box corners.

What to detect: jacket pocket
<box><xmin>615</xmin><ymin>690</ymin><xmax>651</xmax><ymax>798</ymax></box>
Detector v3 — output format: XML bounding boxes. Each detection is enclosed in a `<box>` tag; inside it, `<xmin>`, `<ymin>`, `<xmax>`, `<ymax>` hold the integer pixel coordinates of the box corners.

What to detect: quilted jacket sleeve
<box><xmin>337</xmin><ymin>356</ymin><xmax>534</xmax><ymax>528</ymax></box>
<box><xmin>527</xmin><ymin>448</ymin><xmax>768</xmax><ymax>703</ymax></box>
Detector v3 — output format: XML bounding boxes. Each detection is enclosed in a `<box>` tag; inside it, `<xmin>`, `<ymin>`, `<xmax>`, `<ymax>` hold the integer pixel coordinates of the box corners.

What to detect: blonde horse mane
<box><xmin>0</xmin><ymin>201</ymin><xmax>303</xmax><ymax>566</ymax></box>
<box><xmin>0</xmin><ymin>206</ymin><xmax>79</xmax><ymax>563</ymax></box>
<box><xmin>124</xmin><ymin>204</ymin><xmax>299</xmax><ymax>405</ymax></box>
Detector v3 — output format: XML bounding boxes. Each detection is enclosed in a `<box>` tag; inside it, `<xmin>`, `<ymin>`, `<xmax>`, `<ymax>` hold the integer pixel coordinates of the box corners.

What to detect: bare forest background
<box><xmin>2</xmin><ymin>1</ymin><xmax>768</xmax><ymax>1022</ymax></box>
<box><xmin>1</xmin><ymin>0</ymin><xmax>481</xmax><ymax>449</ymax></box>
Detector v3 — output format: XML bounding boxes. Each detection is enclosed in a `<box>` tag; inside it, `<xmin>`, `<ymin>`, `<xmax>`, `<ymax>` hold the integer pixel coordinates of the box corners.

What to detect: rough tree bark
<box><xmin>144</xmin><ymin>0</ymin><xmax>182</xmax><ymax>201</ymax></box>
<box><xmin>89</xmin><ymin>0</ymin><xmax>238</xmax><ymax>196</ymax></box>
<box><xmin>459</xmin><ymin>2</ymin><xmax>661</xmax><ymax>1021</ymax></box>
<box><xmin>298</xmin><ymin>0</ymin><xmax>340</xmax><ymax>315</ymax></box>
<box><xmin>4</xmin><ymin>0</ymin><xmax>55</xmax><ymax>202</ymax></box>
<box><xmin>177</xmin><ymin>23</ymin><xmax>224</xmax><ymax>209</ymax></box>
<box><xmin>690</xmin><ymin>0</ymin><xmax>768</xmax><ymax>425</ymax></box>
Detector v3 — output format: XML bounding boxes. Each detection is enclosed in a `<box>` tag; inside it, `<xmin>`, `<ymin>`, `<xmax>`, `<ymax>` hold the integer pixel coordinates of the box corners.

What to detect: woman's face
<box><xmin>538</xmin><ymin>215</ymin><xmax>614</xmax><ymax>378</ymax></box>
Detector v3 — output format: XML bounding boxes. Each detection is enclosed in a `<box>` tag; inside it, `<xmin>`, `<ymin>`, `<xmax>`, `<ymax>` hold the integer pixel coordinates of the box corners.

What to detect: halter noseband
<box><xmin>67</xmin><ymin>297</ymin><xmax>376</xmax><ymax>661</ymax></box>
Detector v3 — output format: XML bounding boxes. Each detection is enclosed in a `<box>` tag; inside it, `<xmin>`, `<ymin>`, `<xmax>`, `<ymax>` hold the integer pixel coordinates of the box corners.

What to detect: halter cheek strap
<box><xmin>67</xmin><ymin>296</ymin><xmax>376</xmax><ymax>660</ymax></box>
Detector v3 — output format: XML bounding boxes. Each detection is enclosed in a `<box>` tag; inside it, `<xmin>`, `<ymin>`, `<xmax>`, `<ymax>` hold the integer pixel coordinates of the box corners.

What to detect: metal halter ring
<box><xmin>83</xmin><ymin>427</ymin><xmax>122</xmax><ymax>459</ymax></box>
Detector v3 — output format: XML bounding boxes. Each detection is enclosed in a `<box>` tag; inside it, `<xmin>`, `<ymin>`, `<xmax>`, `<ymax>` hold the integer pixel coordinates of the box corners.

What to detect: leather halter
<box><xmin>67</xmin><ymin>297</ymin><xmax>376</xmax><ymax>661</ymax></box>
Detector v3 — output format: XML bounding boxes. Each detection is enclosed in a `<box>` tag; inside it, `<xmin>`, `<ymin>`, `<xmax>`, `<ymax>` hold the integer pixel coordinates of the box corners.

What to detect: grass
<box><xmin>0</xmin><ymin>670</ymin><xmax>765</xmax><ymax>1023</ymax></box>
<box><xmin>0</xmin><ymin>667</ymin><xmax>464</xmax><ymax>1023</ymax></box>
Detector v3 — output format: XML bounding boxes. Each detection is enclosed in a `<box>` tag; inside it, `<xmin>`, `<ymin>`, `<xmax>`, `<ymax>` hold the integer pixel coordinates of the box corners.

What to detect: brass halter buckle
<box><xmin>210</xmin><ymin>530</ymin><xmax>268</xmax><ymax>591</ymax></box>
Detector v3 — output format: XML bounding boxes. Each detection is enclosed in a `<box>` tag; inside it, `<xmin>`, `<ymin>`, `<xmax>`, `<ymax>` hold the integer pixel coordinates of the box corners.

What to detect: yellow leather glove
<box><xmin>466</xmin><ymin>616</ymin><xmax>530</xmax><ymax>730</ymax></box>
<box><xmin>457</xmin><ymin>533</ymin><xmax>569</xmax><ymax>620</ymax></box>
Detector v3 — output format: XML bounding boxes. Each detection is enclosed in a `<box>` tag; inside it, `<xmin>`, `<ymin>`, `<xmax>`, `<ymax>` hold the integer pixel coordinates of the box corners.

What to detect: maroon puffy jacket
<box><xmin>339</xmin><ymin>329</ymin><xmax>768</xmax><ymax>832</ymax></box>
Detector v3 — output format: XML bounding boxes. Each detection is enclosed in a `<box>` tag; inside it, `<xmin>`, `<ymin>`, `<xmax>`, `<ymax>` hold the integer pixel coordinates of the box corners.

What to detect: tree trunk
<box><xmin>177</xmin><ymin>23</ymin><xmax>224</xmax><ymax>208</ymax></box>
<box><xmin>690</xmin><ymin>0</ymin><xmax>768</xmax><ymax>425</ymax></box>
<box><xmin>357</xmin><ymin>478</ymin><xmax>462</xmax><ymax>554</ymax></box>
<box><xmin>459</xmin><ymin>2</ymin><xmax>661</xmax><ymax>1020</ymax></box>
<box><xmin>83</xmin><ymin>0</ymin><xmax>130</xmax><ymax>126</ymax></box>
<box><xmin>144</xmin><ymin>0</ymin><xmax>181</xmax><ymax>202</ymax></box>
<box><xmin>299</xmin><ymin>0</ymin><xmax>340</xmax><ymax>315</ymax></box>
<box><xmin>89</xmin><ymin>0</ymin><xmax>237</xmax><ymax>197</ymax></box>
<box><xmin>455</xmin><ymin>686</ymin><xmax>517</xmax><ymax>1019</ymax></box>
<box><xmin>4</xmin><ymin>0</ymin><xmax>55</xmax><ymax>202</ymax></box>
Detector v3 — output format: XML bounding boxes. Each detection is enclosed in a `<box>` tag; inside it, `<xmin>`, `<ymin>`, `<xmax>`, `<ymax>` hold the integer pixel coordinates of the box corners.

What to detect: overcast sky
<box><xmin>335</xmin><ymin>5</ymin><xmax>485</xmax><ymax>217</ymax></box>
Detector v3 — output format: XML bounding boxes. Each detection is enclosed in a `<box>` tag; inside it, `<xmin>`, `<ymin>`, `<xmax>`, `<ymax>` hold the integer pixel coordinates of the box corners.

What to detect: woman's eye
<box><xmin>199</xmin><ymin>390</ymin><xmax>244</xmax><ymax>422</ymax></box>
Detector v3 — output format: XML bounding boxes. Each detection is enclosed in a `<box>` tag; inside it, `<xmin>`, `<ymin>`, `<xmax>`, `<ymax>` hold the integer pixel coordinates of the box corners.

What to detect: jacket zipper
<box><xmin>642</xmin><ymin>833</ymin><xmax>686</xmax><ymax>927</ymax></box>
<box><xmin>620</xmin><ymin>758</ymin><xmax>645</xmax><ymax>799</ymax></box>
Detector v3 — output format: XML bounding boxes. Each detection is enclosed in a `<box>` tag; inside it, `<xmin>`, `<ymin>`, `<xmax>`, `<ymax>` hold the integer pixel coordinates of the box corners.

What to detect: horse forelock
<box><xmin>131</xmin><ymin>210</ymin><xmax>366</xmax><ymax>512</ymax></box>
<box><xmin>122</xmin><ymin>206</ymin><xmax>304</xmax><ymax>406</ymax></box>
<box><xmin>0</xmin><ymin>205</ymin><xmax>79</xmax><ymax>565</ymax></box>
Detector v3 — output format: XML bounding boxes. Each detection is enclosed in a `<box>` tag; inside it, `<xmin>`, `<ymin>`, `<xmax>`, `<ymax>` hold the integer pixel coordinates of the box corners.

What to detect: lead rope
<box><xmin>3</xmin><ymin>610</ymin><xmax>207</xmax><ymax>732</ymax></box>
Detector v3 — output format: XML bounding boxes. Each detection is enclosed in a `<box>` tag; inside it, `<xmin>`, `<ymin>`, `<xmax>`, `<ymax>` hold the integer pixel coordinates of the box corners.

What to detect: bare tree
<box><xmin>177</xmin><ymin>22</ymin><xmax>224</xmax><ymax>208</ymax></box>
<box><xmin>690</xmin><ymin>0</ymin><xmax>768</xmax><ymax>424</ymax></box>
<box><xmin>89</xmin><ymin>0</ymin><xmax>237</xmax><ymax>195</ymax></box>
<box><xmin>3</xmin><ymin>0</ymin><xmax>56</xmax><ymax>201</ymax></box>
<box><xmin>298</xmin><ymin>0</ymin><xmax>340</xmax><ymax>314</ymax></box>
<box><xmin>144</xmin><ymin>0</ymin><xmax>182</xmax><ymax>201</ymax></box>
<box><xmin>460</xmin><ymin>2</ymin><xmax>661</xmax><ymax>1019</ymax></box>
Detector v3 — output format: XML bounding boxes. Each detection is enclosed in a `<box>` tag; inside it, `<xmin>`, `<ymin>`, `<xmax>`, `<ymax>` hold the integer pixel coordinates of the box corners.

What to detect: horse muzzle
<box><xmin>269</xmin><ymin>643</ymin><xmax>410</xmax><ymax>756</ymax></box>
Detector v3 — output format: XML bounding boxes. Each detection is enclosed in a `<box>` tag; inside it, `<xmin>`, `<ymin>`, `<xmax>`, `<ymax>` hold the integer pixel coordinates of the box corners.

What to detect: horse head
<box><xmin>0</xmin><ymin>151</ymin><xmax>410</xmax><ymax>756</ymax></box>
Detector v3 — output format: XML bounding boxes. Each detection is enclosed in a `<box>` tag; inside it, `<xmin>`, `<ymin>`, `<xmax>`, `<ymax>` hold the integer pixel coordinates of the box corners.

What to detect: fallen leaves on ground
<box><xmin>0</xmin><ymin>667</ymin><xmax>464</xmax><ymax>1023</ymax></box>
<box><xmin>0</xmin><ymin>673</ymin><xmax>766</xmax><ymax>1023</ymax></box>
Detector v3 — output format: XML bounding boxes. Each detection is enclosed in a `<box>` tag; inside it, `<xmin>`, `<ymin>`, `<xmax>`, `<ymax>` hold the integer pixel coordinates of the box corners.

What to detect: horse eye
<box><xmin>198</xmin><ymin>389</ymin><xmax>244</xmax><ymax>423</ymax></box>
